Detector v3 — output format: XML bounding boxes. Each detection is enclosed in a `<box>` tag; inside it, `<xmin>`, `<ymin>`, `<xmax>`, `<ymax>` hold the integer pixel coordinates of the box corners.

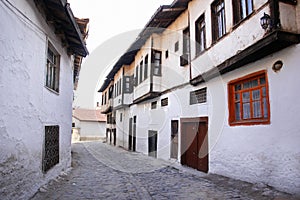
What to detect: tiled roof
<box><xmin>73</xmin><ymin>109</ymin><xmax>106</xmax><ymax>122</ymax></box>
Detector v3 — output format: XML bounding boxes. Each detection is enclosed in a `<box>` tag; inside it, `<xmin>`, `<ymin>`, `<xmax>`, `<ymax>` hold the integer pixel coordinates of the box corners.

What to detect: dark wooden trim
<box><xmin>133</xmin><ymin>92</ymin><xmax>161</xmax><ymax>104</ymax></box>
<box><xmin>190</xmin><ymin>31</ymin><xmax>300</xmax><ymax>85</ymax></box>
<box><xmin>279</xmin><ymin>0</ymin><xmax>297</xmax><ymax>5</ymax></box>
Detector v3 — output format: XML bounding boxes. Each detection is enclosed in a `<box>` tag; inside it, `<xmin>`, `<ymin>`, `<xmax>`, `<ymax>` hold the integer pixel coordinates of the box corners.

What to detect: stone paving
<box><xmin>31</xmin><ymin>141</ymin><xmax>297</xmax><ymax>200</ymax></box>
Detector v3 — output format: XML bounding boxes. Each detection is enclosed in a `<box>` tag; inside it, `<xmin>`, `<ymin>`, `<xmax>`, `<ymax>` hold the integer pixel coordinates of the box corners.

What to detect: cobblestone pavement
<box><xmin>31</xmin><ymin>141</ymin><xmax>297</xmax><ymax>200</ymax></box>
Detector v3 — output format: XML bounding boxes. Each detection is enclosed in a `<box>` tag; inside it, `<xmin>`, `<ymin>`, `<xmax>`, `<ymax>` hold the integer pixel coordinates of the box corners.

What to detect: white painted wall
<box><xmin>73</xmin><ymin>118</ymin><xmax>106</xmax><ymax>139</ymax></box>
<box><xmin>0</xmin><ymin>1</ymin><xmax>74</xmax><ymax>199</ymax></box>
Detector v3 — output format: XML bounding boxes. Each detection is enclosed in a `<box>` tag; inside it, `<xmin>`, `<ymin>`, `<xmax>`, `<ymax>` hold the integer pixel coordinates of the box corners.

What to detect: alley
<box><xmin>31</xmin><ymin>141</ymin><xmax>295</xmax><ymax>200</ymax></box>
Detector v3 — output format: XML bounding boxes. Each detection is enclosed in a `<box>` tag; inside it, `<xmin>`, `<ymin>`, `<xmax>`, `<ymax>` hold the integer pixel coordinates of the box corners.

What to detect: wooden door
<box><xmin>181</xmin><ymin>117</ymin><xmax>208</xmax><ymax>173</ymax></box>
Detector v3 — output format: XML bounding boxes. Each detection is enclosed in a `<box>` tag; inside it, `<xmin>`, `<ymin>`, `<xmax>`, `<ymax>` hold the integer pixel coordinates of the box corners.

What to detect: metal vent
<box><xmin>190</xmin><ymin>87</ymin><xmax>207</xmax><ymax>105</ymax></box>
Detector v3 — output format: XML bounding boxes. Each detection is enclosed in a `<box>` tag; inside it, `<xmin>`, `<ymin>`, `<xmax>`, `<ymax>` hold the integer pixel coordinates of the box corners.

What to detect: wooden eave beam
<box><xmin>190</xmin><ymin>31</ymin><xmax>300</xmax><ymax>85</ymax></box>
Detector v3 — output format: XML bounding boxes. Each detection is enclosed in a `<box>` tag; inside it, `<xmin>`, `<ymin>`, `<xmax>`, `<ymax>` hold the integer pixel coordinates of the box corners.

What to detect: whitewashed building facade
<box><xmin>0</xmin><ymin>0</ymin><xmax>88</xmax><ymax>199</ymax></box>
<box><xmin>99</xmin><ymin>0</ymin><xmax>300</xmax><ymax>194</ymax></box>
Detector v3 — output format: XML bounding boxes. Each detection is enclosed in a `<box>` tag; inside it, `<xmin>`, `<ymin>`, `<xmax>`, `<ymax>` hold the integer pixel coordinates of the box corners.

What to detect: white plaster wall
<box><xmin>74</xmin><ymin>119</ymin><xmax>106</xmax><ymax>138</ymax></box>
<box><xmin>206</xmin><ymin>44</ymin><xmax>300</xmax><ymax>194</ymax></box>
<box><xmin>0</xmin><ymin>1</ymin><xmax>73</xmax><ymax>199</ymax></box>
<box><xmin>279</xmin><ymin>2</ymin><xmax>298</xmax><ymax>33</ymax></box>
<box><xmin>189</xmin><ymin>0</ymin><xmax>268</xmax><ymax>78</ymax></box>
<box><xmin>115</xmin><ymin>109</ymin><xmax>130</xmax><ymax>149</ymax></box>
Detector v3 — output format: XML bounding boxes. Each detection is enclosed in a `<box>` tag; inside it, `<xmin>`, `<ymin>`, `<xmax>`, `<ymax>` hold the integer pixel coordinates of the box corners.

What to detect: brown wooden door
<box><xmin>181</xmin><ymin>117</ymin><xmax>208</xmax><ymax>173</ymax></box>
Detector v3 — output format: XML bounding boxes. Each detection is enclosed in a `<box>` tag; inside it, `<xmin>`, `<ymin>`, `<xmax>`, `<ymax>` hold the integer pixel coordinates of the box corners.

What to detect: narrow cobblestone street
<box><xmin>31</xmin><ymin>141</ymin><xmax>296</xmax><ymax>200</ymax></box>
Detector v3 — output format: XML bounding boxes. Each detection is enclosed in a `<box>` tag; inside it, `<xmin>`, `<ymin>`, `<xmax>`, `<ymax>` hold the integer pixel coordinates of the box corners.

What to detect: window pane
<box><xmin>235</xmin><ymin>84</ymin><xmax>241</xmax><ymax>91</ymax></box>
<box><xmin>235</xmin><ymin>103</ymin><xmax>241</xmax><ymax>120</ymax></box>
<box><xmin>247</xmin><ymin>0</ymin><xmax>253</xmax><ymax>14</ymax></box>
<box><xmin>243</xmin><ymin>103</ymin><xmax>251</xmax><ymax>119</ymax></box>
<box><xmin>235</xmin><ymin>93</ymin><xmax>240</xmax><ymax>101</ymax></box>
<box><xmin>252</xmin><ymin>89</ymin><xmax>260</xmax><ymax>100</ymax></box>
<box><xmin>155</xmin><ymin>53</ymin><xmax>160</xmax><ymax>59</ymax></box>
<box><xmin>242</xmin><ymin>91</ymin><xmax>250</xmax><ymax>102</ymax></box>
<box><xmin>262</xmin><ymin>87</ymin><xmax>266</xmax><ymax>97</ymax></box>
<box><xmin>260</xmin><ymin>77</ymin><xmax>266</xmax><ymax>84</ymax></box>
<box><xmin>241</xmin><ymin>0</ymin><xmax>247</xmax><ymax>19</ymax></box>
<box><xmin>263</xmin><ymin>97</ymin><xmax>268</xmax><ymax>118</ymax></box>
<box><xmin>253</xmin><ymin>101</ymin><xmax>262</xmax><ymax>118</ymax></box>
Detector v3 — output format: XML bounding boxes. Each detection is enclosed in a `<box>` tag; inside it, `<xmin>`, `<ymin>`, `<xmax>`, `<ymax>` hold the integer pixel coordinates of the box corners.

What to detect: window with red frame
<box><xmin>228</xmin><ymin>70</ymin><xmax>270</xmax><ymax>126</ymax></box>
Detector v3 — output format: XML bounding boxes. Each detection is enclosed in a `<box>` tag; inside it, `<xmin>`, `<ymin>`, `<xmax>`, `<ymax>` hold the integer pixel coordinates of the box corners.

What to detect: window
<box><xmin>183</xmin><ymin>27</ymin><xmax>190</xmax><ymax>56</ymax></box>
<box><xmin>109</xmin><ymin>85</ymin><xmax>113</xmax><ymax>99</ymax></box>
<box><xmin>151</xmin><ymin>101</ymin><xmax>157</xmax><ymax>109</ymax></box>
<box><xmin>135</xmin><ymin>66</ymin><xmax>139</xmax><ymax>86</ymax></box>
<box><xmin>165</xmin><ymin>50</ymin><xmax>169</xmax><ymax>59</ymax></box>
<box><xmin>144</xmin><ymin>55</ymin><xmax>148</xmax><ymax>80</ymax></box>
<box><xmin>211</xmin><ymin>0</ymin><xmax>226</xmax><ymax>42</ymax></box>
<box><xmin>46</xmin><ymin>43</ymin><xmax>60</xmax><ymax>92</ymax></box>
<box><xmin>124</xmin><ymin>76</ymin><xmax>133</xmax><ymax>93</ymax></box>
<box><xmin>140</xmin><ymin>60</ymin><xmax>143</xmax><ymax>83</ymax></box>
<box><xmin>175</xmin><ymin>41</ymin><xmax>179</xmax><ymax>52</ymax></box>
<box><xmin>195</xmin><ymin>14</ymin><xmax>206</xmax><ymax>55</ymax></box>
<box><xmin>228</xmin><ymin>70</ymin><xmax>270</xmax><ymax>126</ymax></box>
<box><xmin>118</xmin><ymin>79</ymin><xmax>122</xmax><ymax>95</ymax></box>
<box><xmin>161</xmin><ymin>97</ymin><xmax>169</xmax><ymax>107</ymax></box>
<box><xmin>190</xmin><ymin>87</ymin><xmax>207</xmax><ymax>105</ymax></box>
<box><xmin>43</xmin><ymin>125</ymin><xmax>59</xmax><ymax>173</ymax></box>
<box><xmin>120</xmin><ymin>113</ymin><xmax>123</xmax><ymax>122</ymax></box>
<box><xmin>151</xmin><ymin>50</ymin><xmax>162</xmax><ymax>76</ymax></box>
<box><xmin>233</xmin><ymin>0</ymin><xmax>253</xmax><ymax>24</ymax></box>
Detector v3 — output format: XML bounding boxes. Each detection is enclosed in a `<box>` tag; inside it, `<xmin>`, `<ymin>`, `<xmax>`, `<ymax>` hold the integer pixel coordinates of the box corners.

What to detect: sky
<box><xmin>69</xmin><ymin>0</ymin><xmax>174</xmax><ymax>108</ymax></box>
<box><xmin>69</xmin><ymin>0</ymin><xmax>174</xmax><ymax>52</ymax></box>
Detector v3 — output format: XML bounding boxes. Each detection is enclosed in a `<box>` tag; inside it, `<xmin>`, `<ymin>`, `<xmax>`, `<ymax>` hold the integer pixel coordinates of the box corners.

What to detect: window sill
<box><xmin>229</xmin><ymin>119</ymin><xmax>270</xmax><ymax>126</ymax></box>
<box><xmin>45</xmin><ymin>86</ymin><xmax>59</xmax><ymax>95</ymax></box>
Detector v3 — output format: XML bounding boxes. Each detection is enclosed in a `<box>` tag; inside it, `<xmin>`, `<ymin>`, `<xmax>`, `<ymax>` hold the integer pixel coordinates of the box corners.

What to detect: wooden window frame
<box><xmin>135</xmin><ymin>65</ymin><xmax>139</xmax><ymax>86</ymax></box>
<box><xmin>144</xmin><ymin>55</ymin><xmax>148</xmax><ymax>80</ymax></box>
<box><xmin>46</xmin><ymin>42</ymin><xmax>60</xmax><ymax>93</ymax></box>
<box><xmin>140</xmin><ymin>60</ymin><xmax>143</xmax><ymax>83</ymax></box>
<box><xmin>151</xmin><ymin>50</ymin><xmax>162</xmax><ymax>76</ymax></box>
<box><xmin>228</xmin><ymin>70</ymin><xmax>270</xmax><ymax>126</ymax></box>
<box><xmin>183</xmin><ymin>27</ymin><xmax>190</xmax><ymax>56</ymax></box>
<box><xmin>233</xmin><ymin>0</ymin><xmax>254</xmax><ymax>25</ymax></box>
<box><xmin>195</xmin><ymin>14</ymin><xmax>206</xmax><ymax>55</ymax></box>
<box><xmin>211</xmin><ymin>0</ymin><xmax>226</xmax><ymax>43</ymax></box>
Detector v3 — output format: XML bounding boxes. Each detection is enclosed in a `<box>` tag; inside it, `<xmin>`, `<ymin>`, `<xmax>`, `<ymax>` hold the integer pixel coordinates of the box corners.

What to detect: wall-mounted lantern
<box><xmin>260</xmin><ymin>13</ymin><xmax>272</xmax><ymax>31</ymax></box>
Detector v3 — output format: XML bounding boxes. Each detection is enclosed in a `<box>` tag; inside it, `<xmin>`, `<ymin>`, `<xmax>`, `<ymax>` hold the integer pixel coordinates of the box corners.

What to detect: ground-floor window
<box><xmin>228</xmin><ymin>70</ymin><xmax>270</xmax><ymax>126</ymax></box>
<box><xmin>43</xmin><ymin>125</ymin><xmax>59</xmax><ymax>173</ymax></box>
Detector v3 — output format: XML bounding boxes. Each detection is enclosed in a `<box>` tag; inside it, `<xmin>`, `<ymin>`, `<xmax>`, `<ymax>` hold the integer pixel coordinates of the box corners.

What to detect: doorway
<box><xmin>148</xmin><ymin>130</ymin><xmax>158</xmax><ymax>158</ymax></box>
<box><xmin>128</xmin><ymin>116</ymin><xmax>136</xmax><ymax>151</ymax></box>
<box><xmin>181</xmin><ymin>117</ymin><xmax>208</xmax><ymax>173</ymax></box>
<box><xmin>170</xmin><ymin>120</ymin><xmax>178</xmax><ymax>159</ymax></box>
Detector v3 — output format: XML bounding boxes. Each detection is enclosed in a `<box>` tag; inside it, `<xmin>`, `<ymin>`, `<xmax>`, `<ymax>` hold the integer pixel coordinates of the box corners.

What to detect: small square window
<box><xmin>161</xmin><ymin>98</ymin><xmax>169</xmax><ymax>107</ymax></box>
<box><xmin>151</xmin><ymin>101</ymin><xmax>157</xmax><ymax>109</ymax></box>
